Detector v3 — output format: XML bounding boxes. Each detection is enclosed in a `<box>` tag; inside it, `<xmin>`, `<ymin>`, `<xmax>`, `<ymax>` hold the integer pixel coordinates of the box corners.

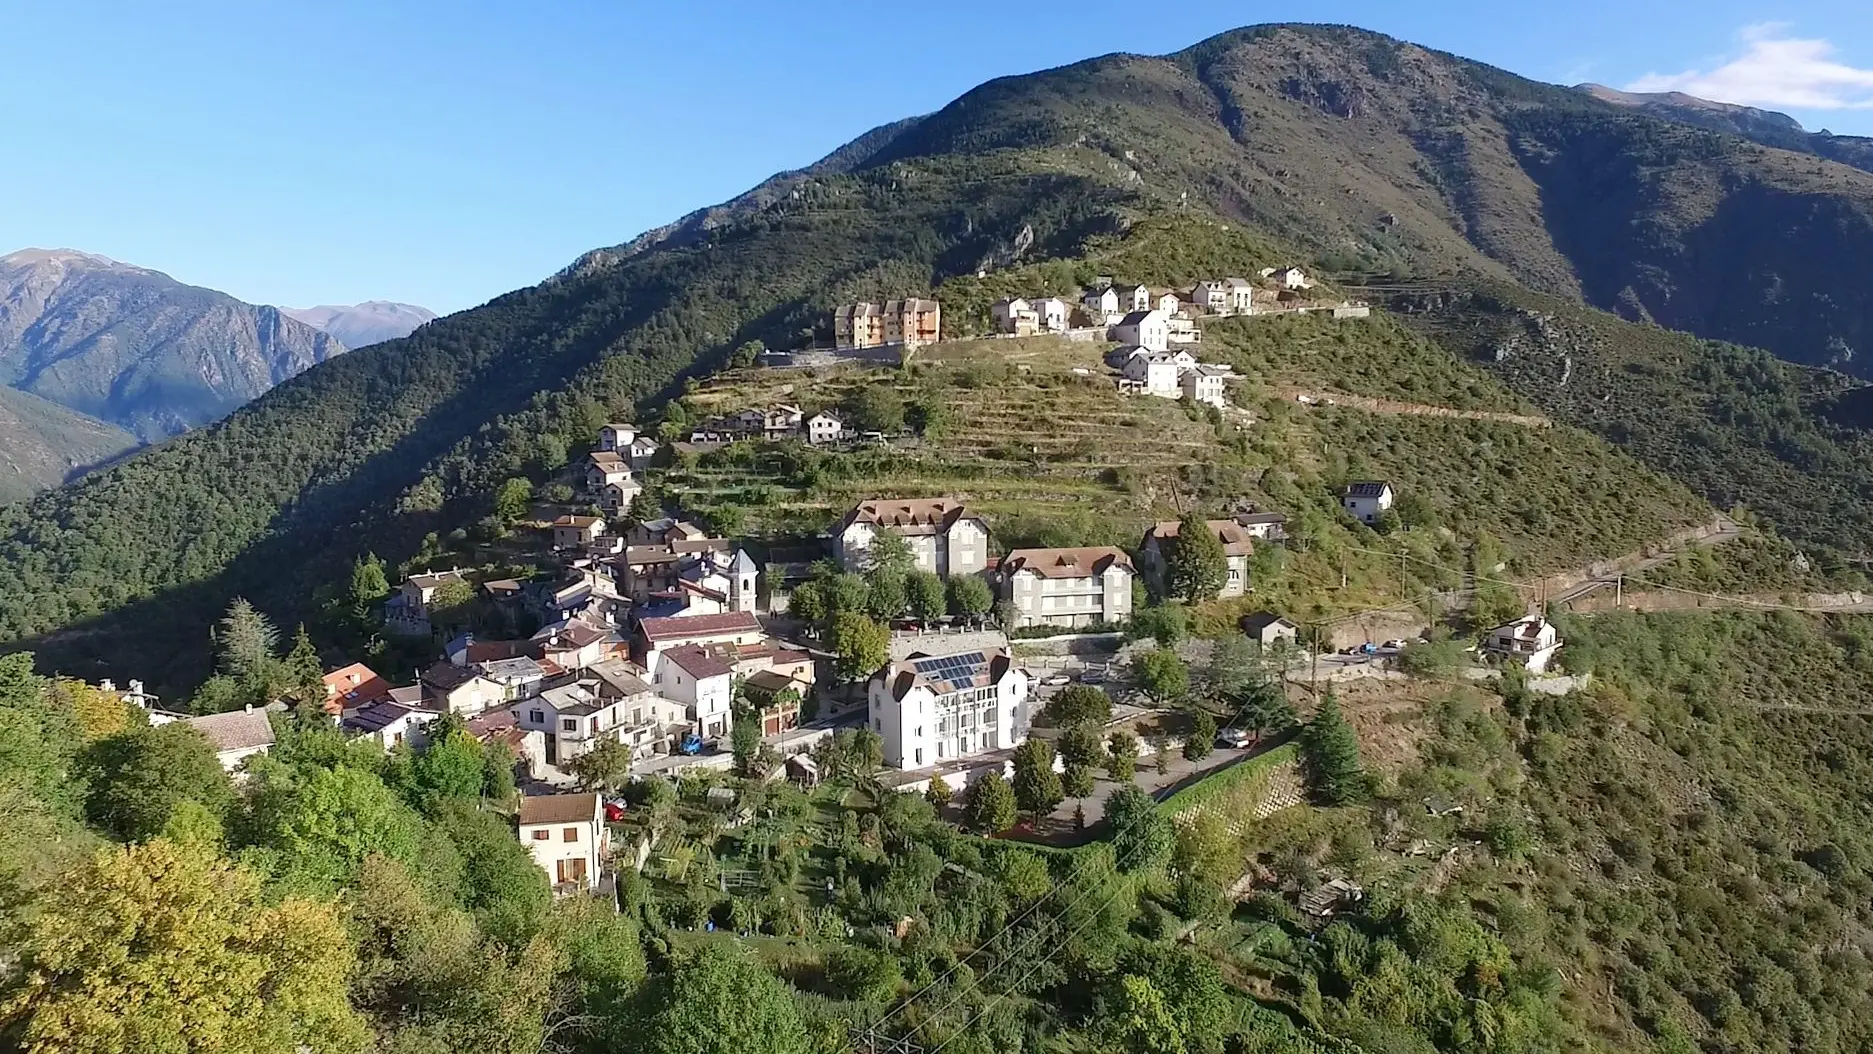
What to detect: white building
<box><xmin>1112</xmin><ymin>308</ymin><xmax>1171</xmax><ymax>352</ymax></box>
<box><xmin>653</xmin><ymin>644</ymin><xmax>736</xmax><ymax>739</ymax></box>
<box><xmin>1342</xmin><ymin>481</ymin><xmax>1396</xmax><ymax>525</ymax></box>
<box><xmin>1189</xmin><ymin>281</ymin><xmax>1230</xmax><ymax>315</ymax></box>
<box><xmin>834</xmin><ymin>497</ymin><xmax>989</xmax><ymax>577</ymax></box>
<box><xmin>341</xmin><ymin>700</ymin><xmax>441</xmax><ymax>751</ymax></box>
<box><xmin>1224</xmin><ymin>277</ymin><xmax>1255</xmax><ymax>314</ymax></box>
<box><xmin>1121</xmin><ymin>350</ymin><xmax>1194</xmax><ymax>399</ymax></box>
<box><xmin>516</xmin><ymin>664</ymin><xmax>684</xmax><ymax>766</ymax></box>
<box><xmin>808</xmin><ymin>412</ymin><xmax>845</xmax><ymax>445</ymax></box>
<box><xmin>991</xmin><ymin>297</ymin><xmax>1038</xmax><ymax>335</ymax></box>
<box><xmin>517</xmin><ymin>792</ymin><xmax>607</xmax><ymax>893</ymax></box>
<box><xmin>867</xmin><ymin>648</ymin><xmax>1031</xmax><ymax>769</ymax></box>
<box><xmin>1486</xmin><ymin>616</ymin><xmax>1563</xmax><ymax>673</ymax></box>
<box><xmin>1000</xmin><ymin>546</ymin><xmax>1134</xmax><ymax>629</ymax></box>
<box><xmin>1127</xmin><ymin>284</ymin><xmax>1152</xmax><ymax>312</ymax></box>
<box><xmin>1166</xmin><ymin>313</ymin><xmax>1201</xmax><ymax>345</ymax></box>
<box><xmin>1081</xmin><ymin>285</ymin><xmax>1122</xmax><ymax>324</ymax></box>
<box><xmin>1155</xmin><ymin>291</ymin><xmax>1180</xmax><ymax>315</ymax></box>
<box><xmin>1182</xmin><ymin>365</ymin><xmax>1228</xmax><ymax>407</ymax></box>
<box><xmin>1031</xmin><ymin>296</ymin><xmax>1070</xmax><ymax>333</ymax></box>
<box><xmin>1270</xmin><ymin>266</ymin><xmax>1314</xmax><ymax>290</ymax></box>
<box><xmin>598</xmin><ymin>424</ymin><xmax>637</xmax><ymax>452</ymax></box>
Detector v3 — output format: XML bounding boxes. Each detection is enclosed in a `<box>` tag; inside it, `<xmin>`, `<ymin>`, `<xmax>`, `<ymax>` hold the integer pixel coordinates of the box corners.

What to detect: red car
<box><xmin>603</xmin><ymin>801</ymin><xmax>627</xmax><ymax>823</ymax></box>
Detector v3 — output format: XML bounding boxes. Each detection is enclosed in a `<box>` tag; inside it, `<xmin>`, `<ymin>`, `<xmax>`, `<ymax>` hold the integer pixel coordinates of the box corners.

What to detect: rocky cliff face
<box><xmin>0</xmin><ymin>249</ymin><xmax>346</xmax><ymax>438</ymax></box>
<box><xmin>283</xmin><ymin>301</ymin><xmax>436</xmax><ymax>348</ymax></box>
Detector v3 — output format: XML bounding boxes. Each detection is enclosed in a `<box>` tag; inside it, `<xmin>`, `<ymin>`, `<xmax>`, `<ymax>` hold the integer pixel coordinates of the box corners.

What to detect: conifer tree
<box><xmin>1167</xmin><ymin>514</ymin><xmax>1228</xmax><ymax>602</ymax></box>
<box><xmin>1300</xmin><ymin>695</ymin><xmax>1366</xmax><ymax>805</ymax></box>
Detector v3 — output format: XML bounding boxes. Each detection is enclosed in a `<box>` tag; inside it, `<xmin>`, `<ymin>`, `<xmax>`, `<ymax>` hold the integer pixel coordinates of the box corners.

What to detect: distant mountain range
<box><xmin>1576</xmin><ymin>83</ymin><xmax>1873</xmax><ymax>172</ymax></box>
<box><xmin>283</xmin><ymin>301</ymin><xmax>436</xmax><ymax>348</ymax></box>
<box><xmin>0</xmin><ymin>249</ymin><xmax>345</xmax><ymax>440</ymax></box>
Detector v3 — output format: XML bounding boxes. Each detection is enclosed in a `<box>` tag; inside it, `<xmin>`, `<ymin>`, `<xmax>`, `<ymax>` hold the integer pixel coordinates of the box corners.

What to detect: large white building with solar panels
<box><xmin>867</xmin><ymin>648</ymin><xmax>1031</xmax><ymax>769</ymax></box>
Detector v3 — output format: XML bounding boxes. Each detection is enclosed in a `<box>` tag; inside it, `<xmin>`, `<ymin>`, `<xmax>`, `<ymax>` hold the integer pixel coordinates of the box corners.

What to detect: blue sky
<box><xmin>4</xmin><ymin>1</ymin><xmax>1872</xmax><ymax>314</ymax></box>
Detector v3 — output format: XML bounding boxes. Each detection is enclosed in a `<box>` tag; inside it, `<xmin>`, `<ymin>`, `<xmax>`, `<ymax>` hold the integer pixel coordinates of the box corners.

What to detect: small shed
<box><xmin>1240</xmin><ymin>611</ymin><xmax>1300</xmax><ymax>648</ymax></box>
<box><xmin>785</xmin><ymin>754</ymin><xmax>821</xmax><ymax>788</ymax></box>
<box><xmin>704</xmin><ymin>786</ymin><xmax>738</xmax><ymax>811</ymax></box>
<box><xmin>1298</xmin><ymin>877</ymin><xmax>1365</xmax><ymax>919</ymax></box>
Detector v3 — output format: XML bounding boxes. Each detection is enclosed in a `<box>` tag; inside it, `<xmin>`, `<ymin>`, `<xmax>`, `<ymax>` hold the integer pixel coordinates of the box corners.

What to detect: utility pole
<box><xmin>1615</xmin><ymin>573</ymin><xmax>1623</xmax><ymax>609</ymax></box>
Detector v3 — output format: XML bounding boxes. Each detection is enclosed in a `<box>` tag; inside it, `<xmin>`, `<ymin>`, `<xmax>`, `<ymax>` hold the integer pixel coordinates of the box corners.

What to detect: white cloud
<box><xmin>1626</xmin><ymin>24</ymin><xmax>1873</xmax><ymax>110</ymax></box>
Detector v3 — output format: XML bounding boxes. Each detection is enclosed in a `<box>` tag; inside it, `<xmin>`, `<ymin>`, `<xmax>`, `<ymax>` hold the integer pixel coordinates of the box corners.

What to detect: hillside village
<box><xmin>87</xmin><ymin>264</ymin><xmax>1617</xmax><ymax>910</ymax></box>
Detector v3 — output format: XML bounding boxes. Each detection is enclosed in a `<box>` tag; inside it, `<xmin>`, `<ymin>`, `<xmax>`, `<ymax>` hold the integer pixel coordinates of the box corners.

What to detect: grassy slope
<box><xmin>0</xmin><ymin>388</ymin><xmax>137</xmax><ymax>505</ymax></box>
<box><xmin>1403</xmin><ymin>284</ymin><xmax>1873</xmax><ymax>560</ymax></box>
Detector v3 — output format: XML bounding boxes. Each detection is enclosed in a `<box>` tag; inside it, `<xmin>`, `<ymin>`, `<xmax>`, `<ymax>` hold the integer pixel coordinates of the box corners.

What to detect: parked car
<box><xmin>1382</xmin><ymin>639</ymin><xmax>1409</xmax><ymax>651</ymax></box>
<box><xmin>1040</xmin><ymin>672</ymin><xmax>1072</xmax><ymax>687</ymax></box>
<box><xmin>1080</xmin><ymin>668</ymin><xmax>1108</xmax><ymax>684</ymax></box>
<box><xmin>603</xmin><ymin>800</ymin><xmax>627</xmax><ymax>823</ymax></box>
<box><xmin>1216</xmin><ymin>728</ymin><xmax>1254</xmax><ymax>749</ymax></box>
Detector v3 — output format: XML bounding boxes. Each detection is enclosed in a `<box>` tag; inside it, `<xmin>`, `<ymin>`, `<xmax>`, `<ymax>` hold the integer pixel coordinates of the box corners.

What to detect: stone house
<box><xmin>991</xmin><ymin>297</ymin><xmax>1038</xmax><ymax>335</ymax></box>
<box><xmin>552</xmin><ymin>515</ymin><xmax>608</xmax><ymax>549</ymax></box>
<box><xmin>1000</xmin><ymin>546</ymin><xmax>1135</xmax><ymax>629</ymax></box>
<box><xmin>598</xmin><ymin>423</ymin><xmax>637</xmax><ymax>452</ymax></box>
<box><xmin>808</xmin><ymin>411</ymin><xmax>845</xmax><ymax>445</ymax></box>
<box><xmin>182</xmin><ymin>708</ymin><xmax>276</xmax><ymax>771</ymax></box>
<box><xmin>1239</xmin><ymin>611</ymin><xmax>1300</xmax><ymax>649</ymax></box>
<box><xmin>421</xmin><ymin>662</ymin><xmax>507</xmax><ymax>716</ymax></box>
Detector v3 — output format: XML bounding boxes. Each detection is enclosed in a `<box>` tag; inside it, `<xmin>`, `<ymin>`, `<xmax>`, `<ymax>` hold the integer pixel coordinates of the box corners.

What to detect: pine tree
<box><xmin>283</xmin><ymin>625</ymin><xmax>327</xmax><ymax>723</ymax></box>
<box><xmin>1300</xmin><ymin>695</ymin><xmax>1366</xmax><ymax>805</ymax></box>
<box><xmin>1167</xmin><ymin>514</ymin><xmax>1228</xmax><ymax>601</ymax></box>
<box><xmin>1106</xmin><ymin>730</ymin><xmax>1138</xmax><ymax>783</ymax></box>
<box><xmin>348</xmin><ymin>554</ymin><xmax>391</xmax><ymax>626</ymax></box>
<box><xmin>216</xmin><ymin>598</ymin><xmax>279</xmax><ymax>702</ymax></box>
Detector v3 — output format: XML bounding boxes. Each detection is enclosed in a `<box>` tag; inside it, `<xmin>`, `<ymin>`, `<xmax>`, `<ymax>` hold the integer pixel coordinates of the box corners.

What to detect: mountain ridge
<box><xmin>283</xmin><ymin>300</ymin><xmax>437</xmax><ymax>348</ymax></box>
<box><xmin>0</xmin><ymin>248</ymin><xmax>346</xmax><ymax>439</ymax></box>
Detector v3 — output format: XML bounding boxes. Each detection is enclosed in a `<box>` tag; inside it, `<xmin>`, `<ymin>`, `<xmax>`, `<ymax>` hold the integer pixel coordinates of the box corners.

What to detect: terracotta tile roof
<box><xmin>638</xmin><ymin>610</ymin><xmax>762</xmax><ymax>642</ymax></box>
<box><xmin>1147</xmin><ymin>519</ymin><xmax>1256</xmax><ymax>558</ymax></box>
<box><xmin>322</xmin><ymin>662</ymin><xmax>391</xmax><ymax>714</ymax></box>
<box><xmin>1002</xmin><ymin>546</ymin><xmax>1133</xmax><ymax>580</ymax></box>
<box><xmin>842</xmin><ymin>497</ymin><xmax>977</xmax><ymax>532</ymax></box>
<box><xmin>663</xmin><ymin>643</ymin><xmax>736</xmax><ymax>680</ymax></box>
<box><xmin>517</xmin><ymin>792</ymin><xmax>600</xmax><ymax>827</ymax></box>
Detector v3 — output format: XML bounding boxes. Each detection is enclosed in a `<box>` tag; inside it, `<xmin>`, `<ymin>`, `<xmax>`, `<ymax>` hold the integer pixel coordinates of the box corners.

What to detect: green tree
<box><xmin>1134</xmin><ymin>648</ymin><xmax>1189</xmax><ymax>705</ymax></box>
<box><xmin>216</xmin><ymin>597</ymin><xmax>279</xmax><ymax>688</ymax></box>
<box><xmin>638</xmin><ymin>943</ymin><xmax>811</xmax><ymax>1054</ymax></box>
<box><xmin>1060</xmin><ymin>721</ymin><xmax>1105</xmax><ymax>770</ymax></box>
<box><xmin>627</xmin><ymin>488</ymin><xmax>660</xmax><ymax>524</ymax></box>
<box><xmin>256</xmin><ymin>764</ymin><xmax>422</xmax><ymax>888</ymax></box>
<box><xmin>822</xmin><ymin>945</ymin><xmax>903</xmax><ymax>1005</ymax></box>
<box><xmin>830</xmin><ymin>611</ymin><xmax>889</xmax><ymax>682</ymax></box>
<box><xmin>905</xmin><ymin>569</ymin><xmax>946</xmax><ymax>623</ymax></box>
<box><xmin>1106</xmin><ymin>730</ymin><xmax>1139</xmax><ymax>783</ymax></box>
<box><xmin>348</xmin><ymin>553</ymin><xmax>391</xmax><ymax>625</ymax></box>
<box><xmin>906</xmin><ymin>393</ymin><xmax>950</xmax><ymax>438</ymax></box>
<box><xmin>87</xmin><ymin>723</ymin><xmax>234</xmax><ymax>843</ymax></box>
<box><xmin>412</xmin><ymin>722</ymin><xmax>489</xmax><ymax>804</ymax></box>
<box><xmin>1300</xmin><ymin>696</ymin><xmax>1366</xmax><ymax>805</ymax></box>
<box><xmin>947</xmin><ymin>574</ymin><xmax>994</xmax><ymax>619</ymax></box>
<box><xmin>566</xmin><ymin>735</ymin><xmax>633</xmax><ymax>792</ymax></box>
<box><xmin>1234</xmin><ymin>680</ymin><xmax>1297</xmax><ymax>742</ymax></box>
<box><xmin>282</xmin><ymin>624</ymin><xmax>327</xmax><ymax>722</ymax></box>
<box><xmin>1167</xmin><ymin>515</ymin><xmax>1227</xmax><ymax>602</ymax></box>
<box><xmin>925</xmin><ymin>771</ymin><xmax>952</xmax><ymax>808</ymax></box>
<box><xmin>864</xmin><ymin>569</ymin><xmax>907</xmax><ymax>622</ymax></box>
<box><xmin>965</xmin><ymin>771</ymin><xmax>1017</xmax><ymax>833</ymax></box>
<box><xmin>865</xmin><ymin>531</ymin><xmax>916</xmax><ymax>576</ymax></box>
<box><xmin>1063</xmin><ymin>762</ymin><xmax>1096</xmax><ymax>799</ymax></box>
<box><xmin>428</xmin><ymin>578</ymin><xmax>477</xmax><ymax>628</ymax></box>
<box><xmin>997</xmin><ymin>848</ymin><xmax>1053</xmax><ymax>905</ymax></box>
<box><xmin>827</xmin><ymin>573</ymin><xmax>871</xmax><ymax>617</ymax></box>
<box><xmin>1047</xmin><ymin>685</ymin><xmax>1112</xmax><ymax>727</ymax></box>
<box><xmin>787</xmin><ymin>580</ymin><xmax>828</xmax><ymax>627</ymax></box>
<box><xmin>1184</xmin><ymin>711</ymin><xmax>1216</xmax><ymax>762</ymax></box>
<box><xmin>1012</xmin><ymin>738</ymin><xmax>1063</xmax><ymax>819</ymax></box>
<box><xmin>1131</xmin><ymin>603</ymin><xmax>1188</xmax><ymax>649</ymax></box>
<box><xmin>1</xmin><ymin>838</ymin><xmax>367</xmax><ymax>1054</ymax></box>
<box><xmin>1106</xmin><ymin>974</ymin><xmax>1185</xmax><ymax>1054</ymax></box>
<box><xmin>493</xmin><ymin>476</ymin><xmax>533</xmax><ymax>526</ymax></box>
<box><xmin>848</xmin><ymin>385</ymin><xmax>905</xmax><ymax>434</ymax></box>
<box><xmin>729</xmin><ymin>339</ymin><xmax>764</xmax><ymax>368</ymax></box>
<box><xmin>848</xmin><ymin>727</ymin><xmax>885</xmax><ymax>774</ymax></box>
<box><xmin>1200</xmin><ymin>636</ymin><xmax>1257</xmax><ymax>699</ymax></box>
<box><xmin>731</xmin><ymin>713</ymin><xmax>761</xmax><ymax>776</ymax></box>
<box><xmin>536</xmin><ymin>433</ymin><xmax>569</xmax><ymax>471</ymax></box>
<box><xmin>1105</xmin><ymin>785</ymin><xmax>1173</xmax><ymax>874</ymax></box>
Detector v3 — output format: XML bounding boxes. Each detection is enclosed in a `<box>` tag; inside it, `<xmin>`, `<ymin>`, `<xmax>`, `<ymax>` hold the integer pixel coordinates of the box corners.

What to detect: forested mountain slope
<box><xmin>0</xmin><ymin>387</ymin><xmax>137</xmax><ymax>506</ymax></box>
<box><xmin>11</xmin><ymin>22</ymin><xmax>1873</xmax><ymax>688</ymax></box>
<box><xmin>0</xmin><ymin>249</ymin><xmax>345</xmax><ymax>438</ymax></box>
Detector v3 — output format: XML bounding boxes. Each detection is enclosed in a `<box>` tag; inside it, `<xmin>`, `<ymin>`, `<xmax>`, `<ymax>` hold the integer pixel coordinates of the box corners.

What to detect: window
<box><xmin>914</xmin><ymin>748</ymin><xmax>923</xmax><ymax>766</ymax></box>
<box><xmin>528</xmin><ymin>709</ymin><xmax>544</xmax><ymax>724</ymax></box>
<box><xmin>531</xmin><ymin>830</ymin><xmax>549</xmax><ymax>841</ymax></box>
<box><xmin>562</xmin><ymin>718</ymin><xmax>577</xmax><ymax>732</ymax></box>
<box><xmin>562</xmin><ymin>827</ymin><xmax>580</xmax><ymax>843</ymax></box>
